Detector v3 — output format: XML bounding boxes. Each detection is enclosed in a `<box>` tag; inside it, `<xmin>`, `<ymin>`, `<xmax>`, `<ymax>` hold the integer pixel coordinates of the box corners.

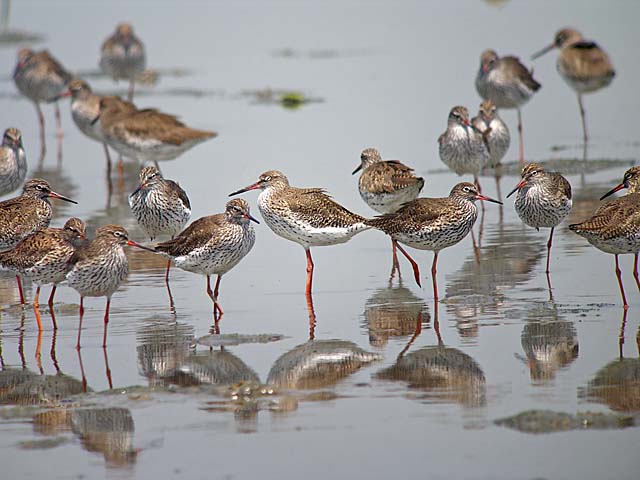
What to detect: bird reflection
<box><xmin>376</xmin><ymin>346</ymin><xmax>486</xmax><ymax>407</ymax></box>
<box><xmin>267</xmin><ymin>340</ymin><xmax>382</xmax><ymax>390</ymax></box>
<box><xmin>579</xmin><ymin>358</ymin><xmax>640</xmax><ymax>413</ymax></box>
<box><xmin>71</xmin><ymin>408</ymin><xmax>138</xmax><ymax>467</ymax></box>
<box><xmin>0</xmin><ymin>366</ymin><xmax>86</xmax><ymax>405</ymax></box>
<box><xmin>445</xmin><ymin>222</ymin><xmax>542</xmax><ymax>340</ymax></box>
<box><xmin>361</xmin><ymin>283</ymin><xmax>429</xmax><ymax>347</ymax></box>
<box><xmin>518</xmin><ymin>302</ymin><xmax>579</xmax><ymax>383</ymax></box>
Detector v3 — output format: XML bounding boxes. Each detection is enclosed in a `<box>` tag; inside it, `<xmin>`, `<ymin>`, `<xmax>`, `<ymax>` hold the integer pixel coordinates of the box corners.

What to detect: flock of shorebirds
<box><xmin>0</xmin><ymin>22</ymin><xmax>629</xmax><ymax>350</ymax></box>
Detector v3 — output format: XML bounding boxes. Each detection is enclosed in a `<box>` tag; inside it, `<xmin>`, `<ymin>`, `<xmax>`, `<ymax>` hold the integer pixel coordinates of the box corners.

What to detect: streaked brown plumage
<box><xmin>570</xmin><ymin>167</ymin><xmax>640</xmax><ymax>308</ymax></box>
<box><xmin>13</xmin><ymin>48</ymin><xmax>72</xmax><ymax>161</ymax></box>
<box><xmin>229</xmin><ymin>170</ymin><xmax>370</xmax><ymax>295</ymax></box>
<box><xmin>0</xmin><ymin>217</ymin><xmax>86</xmax><ymax>329</ymax></box>
<box><xmin>367</xmin><ymin>183</ymin><xmax>502</xmax><ymax>301</ymax></box>
<box><xmin>97</xmin><ymin>97</ymin><xmax>217</xmax><ymax>166</ymax></box>
<box><xmin>532</xmin><ymin>28</ymin><xmax>615</xmax><ymax>143</ymax></box>
<box><xmin>66</xmin><ymin>224</ymin><xmax>152</xmax><ymax>349</ymax></box>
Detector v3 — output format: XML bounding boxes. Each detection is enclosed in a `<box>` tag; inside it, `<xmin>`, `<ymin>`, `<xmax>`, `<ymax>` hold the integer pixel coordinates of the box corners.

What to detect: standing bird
<box><xmin>438</xmin><ymin>106</ymin><xmax>490</xmax><ymax>192</ymax></box>
<box><xmin>367</xmin><ymin>183</ymin><xmax>502</xmax><ymax>303</ymax></box>
<box><xmin>96</xmin><ymin>97</ymin><xmax>217</xmax><ymax>169</ymax></box>
<box><xmin>13</xmin><ymin>48</ymin><xmax>72</xmax><ymax>162</ymax></box>
<box><xmin>0</xmin><ymin>218</ymin><xmax>86</xmax><ymax>329</ymax></box>
<box><xmin>531</xmin><ymin>28</ymin><xmax>615</xmax><ymax>144</ymax></box>
<box><xmin>471</xmin><ymin>100</ymin><xmax>510</xmax><ymax>169</ymax></box>
<box><xmin>506</xmin><ymin>163</ymin><xmax>572</xmax><ymax>275</ymax></box>
<box><xmin>129</xmin><ymin>166</ymin><xmax>191</xmax><ymax>281</ymax></box>
<box><xmin>229</xmin><ymin>170</ymin><xmax>370</xmax><ymax>295</ymax></box>
<box><xmin>100</xmin><ymin>23</ymin><xmax>146</xmax><ymax>101</ymax></box>
<box><xmin>0</xmin><ymin>127</ymin><xmax>27</xmax><ymax>196</ymax></box>
<box><xmin>68</xmin><ymin>79</ymin><xmax>136</xmax><ymax>178</ymax></box>
<box><xmin>0</xmin><ymin>178</ymin><xmax>77</xmax><ymax>304</ymax></box>
<box><xmin>66</xmin><ymin>224</ymin><xmax>152</xmax><ymax>349</ymax></box>
<box><xmin>154</xmin><ymin>198</ymin><xmax>257</xmax><ymax>318</ymax></box>
<box><xmin>475</xmin><ymin>49</ymin><xmax>541</xmax><ymax>165</ymax></box>
<box><xmin>570</xmin><ymin>167</ymin><xmax>640</xmax><ymax>308</ymax></box>
<box><xmin>352</xmin><ymin>147</ymin><xmax>424</xmax><ymax>277</ymax></box>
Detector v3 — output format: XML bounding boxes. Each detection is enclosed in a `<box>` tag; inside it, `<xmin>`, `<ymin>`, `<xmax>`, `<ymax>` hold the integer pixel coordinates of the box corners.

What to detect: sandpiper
<box><xmin>96</xmin><ymin>97</ymin><xmax>217</xmax><ymax>167</ymax></box>
<box><xmin>68</xmin><ymin>79</ymin><xmax>136</xmax><ymax>177</ymax></box>
<box><xmin>0</xmin><ymin>127</ymin><xmax>27</xmax><ymax>196</ymax></box>
<box><xmin>438</xmin><ymin>106</ymin><xmax>490</xmax><ymax>190</ymax></box>
<box><xmin>66</xmin><ymin>224</ymin><xmax>152</xmax><ymax>348</ymax></box>
<box><xmin>532</xmin><ymin>28</ymin><xmax>615</xmax><ymax>144</ymax></box>
<box><xmin>229</xmin><ymin>170</ymin><xmax>370</xmax><ymax>295</ymax></box>
<box><xmin>0</xmin><ymin>217</ymin><xmax>86</xmax><ymax>330</ymax></box>
<box><xmin>475</xmin><ymin>49</ymin><xmax>541</xmax><ymax>164</ymax></box>
<box><xmin>366</xmin><ymin>183</ymin><xmax>502</xmax><ymax>303</ymax></box>
<box><xmin>0</xmin><ymin>178</ymin><xmax>77</xmax><ymax>305</ymax></box>
<box><xmin>13</xmin><ymin>48</ymin><xmax>72</xmax><ymax>161</ymax></box>
<box><xmin>352</xmin><ymin>147</ymin><xmax>425</xmax><ymax>275</ymax></box>
<box><xmin>570</xmin><ymin>167</ymin><xmax>640</xmax><ymax>308</ymax></box>
<box><xmin>154</xmin><ymin>198</ymin><xmax>257</xmax><ymax>318</ymax></box>
<box><xmin>100</xmin><ymin>23</ymin><xmax>146</xmax><ymax>101</ymax></box>
<box><xmin>506</xmin><ymin>163</ymin><xmax>572</xmax><ymax>275</ymax></box>
<box><xmin>129</xmin><ymin>166</ymin><xmax>191</xmax><ymax>281</ymax></box>
<box><xmin>471</xmin><ymin>100</ymin><xmax>510</xmax><ymax>168</ymax></box>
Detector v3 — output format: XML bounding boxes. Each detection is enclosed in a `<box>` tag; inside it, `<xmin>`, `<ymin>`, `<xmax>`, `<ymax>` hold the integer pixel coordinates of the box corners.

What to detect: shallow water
<box><xmin>1</xmin><ymin>1</ymin><xmax>640</xmax><ymax>479</ymax></box>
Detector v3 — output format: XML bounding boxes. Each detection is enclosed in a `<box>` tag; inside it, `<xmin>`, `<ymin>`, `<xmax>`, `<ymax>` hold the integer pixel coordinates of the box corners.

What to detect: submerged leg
<box><xmin>305</xmin><ymin>248</ymin><xmax>314</xmax><ymax>296</ymax></box>
<box><xmin>76</xmin><ymin>297</ymin><xmax>84</xmax><ymax>350</ymax></box>
<box><xmin>395</xmin><ymin>242</ymin><xmax>421</xmax><ymax>287</ymax></box>
<box><xmin>16</xmin><ymin>275</ymin><xmax>25</xmax><ymax>305</ymax></box>
<box><xmin>33</xmin><ymin>287</ymin><xmax>42</xmax><ymax>331</ymax></box>
<box><xmin>390</xmin><ymin>239</ymin><xmax>401</xmax><ymax>280</ymax></box>
<box><xmin>614</xmin><ymin>254</ymin><xmax>629</xmax><ymax>309</ymax></box>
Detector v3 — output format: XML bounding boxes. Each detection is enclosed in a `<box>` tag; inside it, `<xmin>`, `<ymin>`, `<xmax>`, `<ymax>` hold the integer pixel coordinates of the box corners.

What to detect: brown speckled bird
<box><xmin>367</xmin><ymin>183</ymin><xmax>502</xmax><ymax>302</ymax></box>
<box><xmin>100</xmin><ymin>23</ymin><xmax>146</xmax><ymax>101</ymax></box>
<box><xmin>13</xmin><ymin>48</ymin><xmax>72</xmax><ymax>161</ymax></box>
<box><xmin>130</xmin><ymin>166</ymin><xmax>191</xmax><ymax>282</ymax></box>
<box><xmin>229</xmin><ymin>170</ymin><xmax>370</xmax><ymax>295</ymax></box>
<box><xmin>507</xmin><ymin>163</ymin><xmax>572</xmax><ymax>274</ymax></box>
<box><xmin>352</xmin><ymin>147</ymin><xmax>425</xmax><ymax>276</ymax></box>
<box><xmin>471</xmin><ymin>100</ymin><xmax>510</xmax><ymax>168</ymax></box>
<box><xmin>532</xmin><ymin>28</ymin><xmax>615</xmax><ymax>143</ymax></box>
<box><xmin>66</xmin><ymin>224</ymin><xmax>152</xmax><ymax>349</ymax></box>
<box><xmin>0</xmin><ymin>217</ymin><xmax>86</xmax><ymax>329</ymax></box>
<box><xmin>570</xmin><ymin>167</ymin><xmax>640</xmax><ymax>308</ymax></box>
<box><xmin>0</xmin><ymin>178</ymin><xmax>77</xmax><ymax>304</ymax></box>
<box><xmin>96</xmin><ymin>97</ymin><xmax>217</xmax><ymax>168</ymax></box>
<box><xmin>154</xmin><ymin>198</ymin><xmax>257</xmax><ymax>318</ymax></box>
<box><xmin>475</xmin><ymin>49</ymin><xmax>541</xmax><ymax>164</ymax></box>
<box><xmin>0</xmin><ymin>127</ymin><xmax>27</xmax><ymax>196</ymax></box>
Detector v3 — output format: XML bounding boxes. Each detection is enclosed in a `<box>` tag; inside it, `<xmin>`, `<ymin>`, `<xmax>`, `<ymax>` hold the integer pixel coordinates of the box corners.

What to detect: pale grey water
<box><xmin>1</xmin><ymin>1</ymin><xmax>640</xmax><ymax>479</ymax></box>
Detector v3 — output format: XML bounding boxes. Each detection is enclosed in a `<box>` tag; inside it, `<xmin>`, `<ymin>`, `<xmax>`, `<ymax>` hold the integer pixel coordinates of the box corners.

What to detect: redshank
<box><xmin>154</xmin><ymin>198</ymin><xmax>257</xmax><ymax>318</ymax></box>
<box><xmin>129</xmin><ymin>166</ymin><xmax>191</xmax><ymax>281</ymax></box>
<box><xmin>438</xmin><ymin>106</ymin><xmax>489</xmax><ymax>191</ymax></box>
<box><xmin>570</xmin><ymin>167</ymin><xmax>640</xmax><ymax>308</ymax></box>
<box><xmin>68</xmin><ymin>79</ymin><xmax>136</xmax><ymax>178</ymax></box>
<box><xmin>532</xmin><ymin>28</ymin><xmax>615</xmax><ymax>144</ymax></box>
<box><xmin>0</xmin><ymin>127</ymin><xmax>27</xmax><ymax>196</ymax></box>
<box><xmin>0</xmin><ymin>178</ymin><xmax>77</xmax><ymax>305</ymax></box>
<box><xmin>352</xmin><ymin>147</ymin><xmax>424</xmax><ymax>276</ymax></box>
<box><xmin>366</xmin><ymin>182</ymin><xmax>502</xmax><ymax>302</ymax></box>
<box><xmin>100</xmin><ymin>23</ymin><xmax>146</xmax><ymax>101</ymax></box>
<box><xmin>66</xmin><ymin>224</ymin><xmax>152</xmax><ymax>348</ymax></box>
<box><xmin>0</xmin><ymin>217</ymin><xmax>86</xmax><ymax>330</ymax></box>
<box><xmin>471</xmin><ymin>100</ymin><xmax>510</xmax><ymax>169</ymax></box>
<box><xmin>13</xmin><ymin>48</ymin><xmax>72</xmax><ymax>162</ymax></box>
<box><xmin>96</xmin><ymin>97</ymin><xmax>217</xmax><ymax>168</ymax></box>
<box><xmin>229</xmin><ymin>170</ymin><xmax>370</xmax><ymax>295</ymax></box>
<box><xmin>506</xmin><ymin>163</ymin><xmax>572</xmax><ymax>275</ymax></box>
<box><xmin>475</xmin><ymin>49</ymin><xmax>541</xmax><ymax>164</ymax></box>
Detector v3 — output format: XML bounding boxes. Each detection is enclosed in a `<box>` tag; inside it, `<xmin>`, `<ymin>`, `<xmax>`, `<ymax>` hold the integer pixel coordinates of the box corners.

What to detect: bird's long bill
<box><xmin>58</xmin><ymin>89</ymin><xmax>72</xmax><ymax>99</ymax></box>
<box><xmin>126</xmin><ymin>240</ymin><xmax>156</xmax><ymax>252</ymax></box>
<box><xmin>48</xmin><ymin>191</ymin><xmax>78</xmax><ymax>204</ymax></box>
<box><xmin>89</xmin><ymin>113</ymin><xmax>101</xmax><ymax>126</ymax></box>
<box><xmin>229</xmin><ymin>182</ymin><xmax>262</xmax><ymax>197</ymax></box>
<box><xmin>476</xmin><ymin>193</ymin><xmax>503</xmax><ymax>205</ymax></box>
<box><xmin>600</xmin><ymin>183</ymin><xmax>626</xmax><ymax>200</ymax></box>
<box><xmin>131</xmin><ymin>183</ymin><xmax>145</xmax><ymax>197</ymax></box>
<box><xmin>351</xmin><ymin>164</ymin><xmax>363</xmax><ymax>175</ymax></box>
<box><xmin>531</xmin><ymin>43</ymin><xmax>555</xmax><ymax>60</ymax></box>
<box><xmin>245</xmin><ymin>213</ymin><xmax>260</xmax><ymax>224</ymax></box>
<box><xmin>506</xmin><ymin>179</ymin><xmax>526</xmax><ymax>198</ymax></box>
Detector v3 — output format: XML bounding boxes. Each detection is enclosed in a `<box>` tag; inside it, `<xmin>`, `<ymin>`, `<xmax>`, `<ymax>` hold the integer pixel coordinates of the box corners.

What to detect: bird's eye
<box><xmin>463</xmin><ymin>186</ymin><xmax>471</xmax><ymax>192</ymax></box>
